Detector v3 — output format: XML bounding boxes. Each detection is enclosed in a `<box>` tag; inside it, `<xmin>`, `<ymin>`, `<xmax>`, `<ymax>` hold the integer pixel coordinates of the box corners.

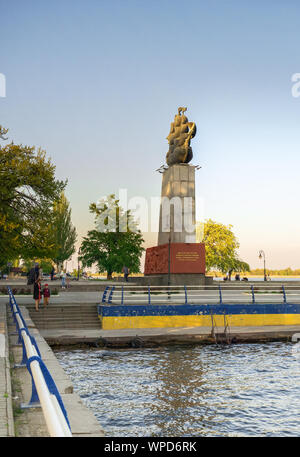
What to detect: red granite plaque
<box><xmin>144</xmin><ymin>243</ymin><xmax>205</xmax><ymax>275</ymax></box>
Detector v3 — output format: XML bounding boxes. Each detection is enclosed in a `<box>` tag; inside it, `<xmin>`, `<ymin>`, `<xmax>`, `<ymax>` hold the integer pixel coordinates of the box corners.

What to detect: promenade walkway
<box><xmin>0</xmin><ymin>302</ymin><xmax>14</xmax><ymax>436</ymax></box>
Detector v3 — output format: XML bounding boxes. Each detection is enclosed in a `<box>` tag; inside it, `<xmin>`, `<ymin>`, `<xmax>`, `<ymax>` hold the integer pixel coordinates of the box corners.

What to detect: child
<box><xmin>42</xmin><ymin>283</ymin><xmax>51</xmax><ymax>307</ymax></box>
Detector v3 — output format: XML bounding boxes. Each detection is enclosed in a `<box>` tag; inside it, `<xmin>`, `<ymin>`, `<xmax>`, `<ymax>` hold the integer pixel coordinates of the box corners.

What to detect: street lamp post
<box><xmin>259</xmin><ymin>250</ymin><xmax>267</xmax><ymax>281</ymax></box>
<box><xmin>77</xmin><ymin>248</ymin><xmax>81</xmax><ymax>281</ymax></box>
<box><xmin>167</xmin><ymin>204</ymin><xmax>174</xmax><ymax>295</ymax></box>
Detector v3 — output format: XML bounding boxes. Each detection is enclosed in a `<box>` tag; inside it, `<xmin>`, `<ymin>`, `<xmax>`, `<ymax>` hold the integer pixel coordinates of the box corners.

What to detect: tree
<box><xmin>196</xmin><ymin>219</ymin><xmax>250</xmax><ymax>277</ymax></box>
<box><xmin>80</xmin><ymin>195</ymin><xmax>144</xmax><ymax>279</ymax></box>
<box><xmin>50</xmin><ymin>192</ymin><xmax>77</xmax><ymax>270</ymax></box>
<box><xmin>0</xmin><ymin>125</ymin><xmax>65</xmax><ymax>266</ymax></box>
<box><xmin>22</xmin><ymin>258</ymin><xmax>54</xmax><ymax>274</ymax></box>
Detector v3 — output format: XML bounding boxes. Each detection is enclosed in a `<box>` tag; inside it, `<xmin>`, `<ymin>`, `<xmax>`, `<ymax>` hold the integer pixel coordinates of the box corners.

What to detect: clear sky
<box><xmin>1</xmin><ymin>0</ymin><xmax>300</xmax><ymax>270</ymax></box>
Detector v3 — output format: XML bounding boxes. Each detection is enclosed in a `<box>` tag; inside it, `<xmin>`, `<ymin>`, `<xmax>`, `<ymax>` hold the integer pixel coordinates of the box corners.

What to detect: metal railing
<box><xmin>8</xmin><ymin>287</ymin><xmax>72</xmax><ymax>437</ymax></box>
<box><xmin>100</xmin><ymin>284</ymin><xmax>296</xmax><ymax>306</ymax></box>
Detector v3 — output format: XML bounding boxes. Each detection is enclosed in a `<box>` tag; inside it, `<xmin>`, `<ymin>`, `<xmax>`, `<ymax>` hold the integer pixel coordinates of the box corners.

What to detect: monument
<box><xmin>144</xmin><ymin>107</ymin><xmax>207</xmax><ymax>285</ymax></box>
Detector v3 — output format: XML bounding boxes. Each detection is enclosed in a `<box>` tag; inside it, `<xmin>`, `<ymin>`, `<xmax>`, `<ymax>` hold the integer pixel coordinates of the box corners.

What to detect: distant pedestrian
<box><xmin>42</xmin><ymin>283</ymin><xmax>51</xmax><ymax>307</ymax></box>
<box><xmin>61</xmin><ymin>270</ymin><xmax>66</xmax><ymax>289</ymax></box>
<box><xmin>122</xmin><ymin>265</ymin><xmax>130</xmax><ymax>282</ymax></box>
<box><xmin>66</xmin><ymin>274</ymin><xmax>70</xmax><ymax>289</ymax></box>
<box><xmin>50</xmin><ymin>266</ymin><xmax>55</xmax><ymax>281</ymax></box>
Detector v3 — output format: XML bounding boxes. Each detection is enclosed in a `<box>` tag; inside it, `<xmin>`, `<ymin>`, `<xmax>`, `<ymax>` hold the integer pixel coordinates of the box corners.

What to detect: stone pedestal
<box><xmin>158</xmin><ymin>164</ymin><xmax>196</xmax><ymax>245</ymax></box>
<box><xmin>144</xmin><ymin>163</ymin><xmax>207</xmax><ymax>285</ymax></box>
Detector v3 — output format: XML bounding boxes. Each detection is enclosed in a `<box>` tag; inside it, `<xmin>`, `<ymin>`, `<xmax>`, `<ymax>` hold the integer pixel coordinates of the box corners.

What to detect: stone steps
<box><xmin>26</xmin><ymin>304</ymin><xmax>101</xmax><ymax>330</ymax></box>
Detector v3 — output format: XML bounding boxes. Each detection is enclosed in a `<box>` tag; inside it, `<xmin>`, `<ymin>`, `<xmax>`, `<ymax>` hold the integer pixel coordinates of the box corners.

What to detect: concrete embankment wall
<box><xmin>98</xmin><ymin>303</ymin><xmax>300</xmax><ymax>330</ymax></box>
<box><xmin>7</xmin><ymin>305</ymin><xmax>105</xmax><ymax>437</ymax></box>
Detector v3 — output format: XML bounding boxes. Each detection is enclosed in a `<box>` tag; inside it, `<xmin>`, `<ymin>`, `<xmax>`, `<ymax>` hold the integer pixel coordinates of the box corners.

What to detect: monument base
<box><xmin>136</xmin><ymin>273</ymin><xmax>210</xmax><ymax>286</ymax></box>
<box><xmin>142</xmin><ymin>242</ymin><xmax>208</xmax><ymax>285</ymax></box>
<box><xmin>144</xmin><ymin>242</ymin><xmax>205</xmax><ymax>275</ymax></box>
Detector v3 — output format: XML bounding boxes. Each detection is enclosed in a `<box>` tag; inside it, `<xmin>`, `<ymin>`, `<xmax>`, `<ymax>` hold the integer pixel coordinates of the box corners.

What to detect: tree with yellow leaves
<box><xmin>196</xmin><ymin>219</ymin><xmax>250</xmax><ymax>278</ymax></box>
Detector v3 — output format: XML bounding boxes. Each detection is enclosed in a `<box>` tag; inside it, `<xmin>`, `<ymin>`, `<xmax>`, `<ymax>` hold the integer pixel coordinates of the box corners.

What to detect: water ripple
<box><xmin>54</xmin><ymin>342</ymin><xmax>300</xmax><ymax>437</ymax></box>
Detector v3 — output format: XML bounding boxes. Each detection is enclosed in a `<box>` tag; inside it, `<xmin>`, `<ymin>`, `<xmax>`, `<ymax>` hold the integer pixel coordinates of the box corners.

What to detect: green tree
<box><xmin>50</xmin><ymin>192</ymin><xmax>77</xmax><ymax>270</ymax></box>
<box><xmin>232</xmin><ymin>260</ymin><xmax>251</xmax><ymax>274</ymax></box>
<box><xmin>0</xmin><ymin>125</ymin><xmax>65</xmax><ymax>267</ymax></box>
<box><xmin>80</xmin><ymin>194</ymin><xmax>144</xmax><ymax>279</ymax></box>
<box><xmin>196</xmin><ymin>219</ymin><xmax>250</xmax><ymax>277</ymax></box>
<box><xmin>22</xmin><ymin>258</ymin><xmax>54</xmax><ymax>274</ymax></box>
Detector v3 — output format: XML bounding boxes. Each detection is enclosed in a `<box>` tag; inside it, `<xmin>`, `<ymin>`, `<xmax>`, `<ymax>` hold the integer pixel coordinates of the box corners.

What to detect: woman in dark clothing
<box><xmin>33</xmin><ymin>265</ymin><xmax>41</xmax><ymax>311</ymax></box>
<box><xmin>33</xmin><ymin>279</ymin><xmax>41</xmax><ymax>311</ymax></box>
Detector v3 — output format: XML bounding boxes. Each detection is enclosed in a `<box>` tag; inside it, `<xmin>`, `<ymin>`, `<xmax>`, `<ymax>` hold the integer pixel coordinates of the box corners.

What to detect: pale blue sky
<box><xmin>1</xmin><ymin>0</ymin><xmax>300</xmax><ymax>269</ymax></box>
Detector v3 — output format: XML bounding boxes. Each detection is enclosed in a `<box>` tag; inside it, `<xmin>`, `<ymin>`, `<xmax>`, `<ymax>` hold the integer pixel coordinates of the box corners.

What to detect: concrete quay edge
<box><xmin>40</xmin><ymin>324</ymin><xmax>300</xmax><ymax>348</ymax></box>
<box><xmin>3</xmin><ymin>303</ymin><xmax>105</xmax><ymax>437</ymax></box>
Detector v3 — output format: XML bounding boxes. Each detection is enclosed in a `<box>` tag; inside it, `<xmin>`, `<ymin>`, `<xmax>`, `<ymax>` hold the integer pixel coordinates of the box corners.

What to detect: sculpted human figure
<box><xmin>166</xmin><ymin>107</ymin><xmax>196</xmax><ymax>166</ymax></box>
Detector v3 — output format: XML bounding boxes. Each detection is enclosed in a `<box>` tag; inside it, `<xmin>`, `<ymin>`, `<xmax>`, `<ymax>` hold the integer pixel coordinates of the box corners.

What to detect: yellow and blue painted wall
<box><xmin>97</xmin><ymin>303</ymin><xmax>300</xmax><ymax>330</ymax></box>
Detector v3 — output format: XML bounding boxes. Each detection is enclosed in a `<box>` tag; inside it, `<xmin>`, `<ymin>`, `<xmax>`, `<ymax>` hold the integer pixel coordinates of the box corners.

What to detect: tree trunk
<box><xmin>107</xmin><ymin>271</ymin><xmax>112</xmax><ymax>280</ymax></box>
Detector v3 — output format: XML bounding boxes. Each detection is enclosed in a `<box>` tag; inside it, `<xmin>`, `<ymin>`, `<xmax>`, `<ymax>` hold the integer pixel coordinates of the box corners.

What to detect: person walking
<box><xmin>32</xmin><ymin>263</ymin><xmax>41</xmax><ymax>311</ymax></box>
<box><xmin>33</xmin><ymin>278</ymin><xmax>41</xmax><ymax>311</ymax></box>
<box><xmin>122</xmin><ymin>265</ymin><xmax>130</xmax><ymax>282</ymax></box>
<box><xmin>61</xmin><ymin>270</ymin><xmax>66</xmax><ymax>289</ymax></box>
<box><xmin>50</xmin><ymin>266</ymin><xmax>55</xmax><ymax>281</ymax></box>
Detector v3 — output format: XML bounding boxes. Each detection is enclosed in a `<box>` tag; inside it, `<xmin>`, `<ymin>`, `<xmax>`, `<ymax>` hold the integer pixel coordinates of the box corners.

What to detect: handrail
<box><xmin>8</xmin><ymin>287</ymin><xmax>72</xmax><ymax>437</ymax></box>
<box><xmin>99</xmin><ymin>283</ymin><xmax>300</xmax><ymax>290</ymax></box>
<box><xmin>100</xmin><ymin>284</ymin><xmax>295</xmax><ymax>306</ymax></box>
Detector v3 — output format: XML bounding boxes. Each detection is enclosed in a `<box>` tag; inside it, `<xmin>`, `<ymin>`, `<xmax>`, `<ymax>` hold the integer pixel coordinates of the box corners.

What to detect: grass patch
<box><xmin>245</xmin><ymin>291</ymin><xmax>282</xmax><ymax>294</ymax></box>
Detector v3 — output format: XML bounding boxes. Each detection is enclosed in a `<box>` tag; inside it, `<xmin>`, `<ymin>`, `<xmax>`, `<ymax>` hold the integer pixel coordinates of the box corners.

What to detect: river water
<box><xmin>54</xmin><ymin>342</ymin><xmax>300</xmax><ymax>437</ymax></box>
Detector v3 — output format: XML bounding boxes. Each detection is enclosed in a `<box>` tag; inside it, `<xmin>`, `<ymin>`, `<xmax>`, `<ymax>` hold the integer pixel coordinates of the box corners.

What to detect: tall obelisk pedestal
<box><xmin>144</xmin><ymin>163</ymin><xmax>206</xmax><ymax>285</ymax></box>
<box><xmin>158</xmin><ymin>163</ymin><xmax>196</xmax><ymax>245</ymax></box>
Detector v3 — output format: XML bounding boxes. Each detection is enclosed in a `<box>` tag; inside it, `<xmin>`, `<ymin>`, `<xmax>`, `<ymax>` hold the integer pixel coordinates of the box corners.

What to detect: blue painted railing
<box><xmin>8</xmin><ymin>287</ymin><xmax>72</xmax><ymax>437</ymax></box>
<box><xmin>100</xmin><ymin>284</ymin><xmax>293</xmax><ymax>306</ymax></box>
